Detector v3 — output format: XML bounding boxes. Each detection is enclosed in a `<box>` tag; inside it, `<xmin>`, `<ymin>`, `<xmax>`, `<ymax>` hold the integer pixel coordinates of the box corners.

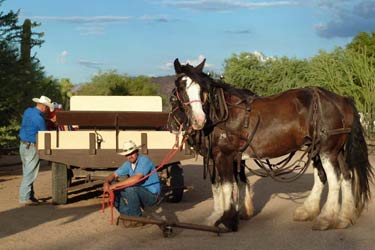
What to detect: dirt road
<box><xmin>1</xmin><ymin>154</ymin><xmax>374</xmax><ymax>250</ymax></box>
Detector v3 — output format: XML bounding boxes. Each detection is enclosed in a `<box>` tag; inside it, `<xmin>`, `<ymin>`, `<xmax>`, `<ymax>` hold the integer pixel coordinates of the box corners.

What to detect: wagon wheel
<box><xmin>51</xmin><ymin>162</ymin><xmax>73</xmax><ymax>204</ymax></box>
<box><xmin>164</xmin><ymin>164</ymin><xmax>184</xmax><ymax>203</ymax></box>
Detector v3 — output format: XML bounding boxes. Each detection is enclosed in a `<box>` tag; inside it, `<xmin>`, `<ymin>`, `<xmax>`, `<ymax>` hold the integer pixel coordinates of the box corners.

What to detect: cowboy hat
<box><xmin>32</xmin><ymin>95</ymin><xmax>54</xmax><ymax>112</ymax></box>
<box><xmin>118</xmin><ymin>140</ymin><xmax>142</xmax><ymax>156</ymax></box>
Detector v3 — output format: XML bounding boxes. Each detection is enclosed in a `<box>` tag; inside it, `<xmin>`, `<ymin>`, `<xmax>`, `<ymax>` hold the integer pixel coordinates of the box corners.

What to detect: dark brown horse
<box><xmin>169</xmin><ymin>58</ymin><xmax>373</xmax><ymax>232</ymax></box>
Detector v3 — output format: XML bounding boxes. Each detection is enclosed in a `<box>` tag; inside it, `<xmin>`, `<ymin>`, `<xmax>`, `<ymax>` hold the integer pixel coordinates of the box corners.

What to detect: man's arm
<box><xmin>110</xmin><ymin>173</ymin><xmax>143</xmax><ymax>190</ymax></box>
<box><xmin>103</xmin><ymin>173</ymin><xmax>117</xmax><ymax>192</ymax></box>
<box><xmin>102</xmin><ymin>172</ymin><xmax>145</xmax><ymax>191</ymax></box>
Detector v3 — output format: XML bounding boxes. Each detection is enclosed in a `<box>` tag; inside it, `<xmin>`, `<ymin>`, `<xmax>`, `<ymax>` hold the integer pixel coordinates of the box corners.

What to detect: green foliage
<box><xmin>75</xmin><ymin>71</ymin><xmax>158</xmax><ymax>96</ymax></box>
<box><xmin>347</xmin><ymin>31</ymin><xmax>375</xmax><ymax>59</ymax></box>
<box><xmin>59</xmin><ymin>78</ymin><xmax>74</xmax><ymax>109</ymax></box>
<box><xmin>0</xmin><ymin>0</ymin><xmax>61</xmax><ymax>148</ymax></box>
<box><xmin>0</xmin><ymin>119</ymin><xmax>19</xmax><ymax>148</ymax></box>
<box><xmin>224</xmin><ymin>52</ymin><xmax>309</xmax><ymax>96</ymax></box>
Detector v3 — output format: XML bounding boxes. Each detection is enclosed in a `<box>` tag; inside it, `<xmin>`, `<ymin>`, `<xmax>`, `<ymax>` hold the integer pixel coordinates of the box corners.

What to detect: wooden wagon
<box><xmin>37</xmin><ymin>96</ymin><xmax>194</xmax><ymax>204</ymax></box>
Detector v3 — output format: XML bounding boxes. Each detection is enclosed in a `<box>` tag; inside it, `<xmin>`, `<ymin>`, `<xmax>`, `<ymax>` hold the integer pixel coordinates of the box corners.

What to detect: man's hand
<box><xmin>103</xmin><ymin>182</ymin><xmax>111</xmax><ymax>192</ymax></box>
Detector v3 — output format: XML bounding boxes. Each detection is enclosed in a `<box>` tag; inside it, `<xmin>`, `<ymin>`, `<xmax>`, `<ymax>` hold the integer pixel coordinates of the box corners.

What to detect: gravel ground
<box><xmin>0</xmin><ymin>154</ymin><xmax>374</xmax><ymax>250</ymax></box>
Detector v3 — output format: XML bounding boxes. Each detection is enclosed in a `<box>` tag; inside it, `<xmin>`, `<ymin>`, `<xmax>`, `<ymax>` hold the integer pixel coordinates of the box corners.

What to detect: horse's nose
<box><xmin>192</xmin><ymin>115</ymin><xmax>206</xmax><ymax>130</ymax></box>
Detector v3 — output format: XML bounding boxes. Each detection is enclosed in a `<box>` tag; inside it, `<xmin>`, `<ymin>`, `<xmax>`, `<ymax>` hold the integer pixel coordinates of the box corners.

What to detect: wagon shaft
<box><xmin>117</xmin><ymin>215</ymin><xmax>225</xmax><ymax>235</ymax></box>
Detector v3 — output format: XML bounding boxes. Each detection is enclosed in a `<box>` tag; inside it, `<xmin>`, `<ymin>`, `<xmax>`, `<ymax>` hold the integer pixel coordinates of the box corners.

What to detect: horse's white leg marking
<box><xmin>222</xmin><ymin>181</ymin><xmax>234</xmax><ymax>214</ymax></box>
<box><xmin>337</xmin><ymin>174</ymin><xmax>356</xmax><ymax>229</ymax></box>
<box><xmin>312</xmin><ymin>155</ymin><xmax>341</xmax><ymax>230</ymax></box>
<box><xmin>206</xmin><ymin>183</ymin><xmax>224</xmax><ymax>226</ymax></box>
<box><xmin>183</xmin><ymin>77</ymin><xmax>206</xmax><ymax>129</ymax></box>
<box><xmin>293</xmin><ymin>167</ymin><xmax>324</xmax><ymax>221</ymax></box>
<box><xmin>238</xmin><ymin>177</ymin><xmax>254</xmax><ymax>220</ymax></box>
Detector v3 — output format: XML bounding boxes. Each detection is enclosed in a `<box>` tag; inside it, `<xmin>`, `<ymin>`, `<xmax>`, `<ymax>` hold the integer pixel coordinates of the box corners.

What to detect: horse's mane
<box><xmin>201</xmin><ymin>73</ymin><xmax>258</xmax><ymax>98</ymax></box>
<box><xmin>178</xmin><ymin>63</ymin><xmax>258</xmax><ymax>99</ymax></box>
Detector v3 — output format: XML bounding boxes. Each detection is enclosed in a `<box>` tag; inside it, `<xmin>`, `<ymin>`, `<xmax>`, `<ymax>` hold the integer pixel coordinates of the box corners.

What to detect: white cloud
<box><xmin>139</xmin><ymin>15</ymin><xmax>170</xmax><ymax>22</ymax></box>
<box><xmin>315</xmin><ymin>0</ymin><xmax>375</xmax><ymax>38</ymax></box>
<box><xmin>160</xmin><ymin>55</ymin><xmax>215</xmax><ymax>71</ymax></box>
<box><xmin>162</xmin><ymin>0</ymin><xmax>301</xmax><ymax>11</ymax></box>
<box><xmin>77</xmin><ymin>59</ymin><xmax>105</xmax><ymax>69</ymax></box>
<box><xmin>252</xmin><ymin>51</ymin><xmax>274</xmax><ymax>62</ymax></box>
<box><xmin>30</xmin><ymin>16</ymin><xmax>132</xmax><ymax>23</ymax></box>
<box><xmin>58</xmin><ymin>50</ymin><xmax>68</xmax><ymax>64</ymax></box>
<box><xmin>185</xmin><ymin>55</ymin><xmax>214</xmax><ymax>68</ymax></box>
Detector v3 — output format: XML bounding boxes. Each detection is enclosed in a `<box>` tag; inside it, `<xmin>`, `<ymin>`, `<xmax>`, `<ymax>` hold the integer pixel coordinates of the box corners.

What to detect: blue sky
<box><xmin>3</xmin><ymin>0</ymin><xmax>375</xmax><ymax>84</ymax></box>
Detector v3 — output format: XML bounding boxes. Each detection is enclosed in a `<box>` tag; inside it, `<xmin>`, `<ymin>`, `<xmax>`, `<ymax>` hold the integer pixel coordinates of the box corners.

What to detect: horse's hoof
<box><xmin>293</xmin><ymin>206</ymin><xmax>318</xmax><ymax>221</ymax></box>
<box><xmin>335</xmin><ymin>220</ymin><xmax>350</xmax><ymax>229</ymax></box>
<box><xmin>335</xmin><ymin>216</ymin><xmax>354</xmax><ymax>229</ymax></box>
<box><xmin>312</xmin><ymin>217</ymin><xmax>332</xmax><ymax>230</ymax></box>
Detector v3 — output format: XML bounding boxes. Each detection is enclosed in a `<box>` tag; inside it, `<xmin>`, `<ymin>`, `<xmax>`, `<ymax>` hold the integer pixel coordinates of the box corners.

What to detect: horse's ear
<box><xmin>195</xmin><ymin>58</ymin><xmax>206</xmax><ymax>72</ymax></box>
<box><xmin>174</xmin><ymin>58</ymin><xmax>182</xmax><ymax>74</ymax></box>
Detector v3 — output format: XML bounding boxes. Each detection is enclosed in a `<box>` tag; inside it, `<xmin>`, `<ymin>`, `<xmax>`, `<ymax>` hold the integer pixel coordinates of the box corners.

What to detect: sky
<box><xmin>2</xmin><ymin>0</ymin><xmax>375</xmax><ymax>84</ymax></box>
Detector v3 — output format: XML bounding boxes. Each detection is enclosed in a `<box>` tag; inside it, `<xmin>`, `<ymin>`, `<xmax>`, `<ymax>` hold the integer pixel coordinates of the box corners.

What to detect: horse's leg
<box><xmin>312</xmin><ymin>154</ymin><xmax>341</xmax><ymax>230</ymax></box>
<box><xmin>206</xmin><ymin>181</ymin><xmax>225</xmax><ymax>227</ymax></box>
<box><xmin>293</xmin><ymin>159</ymin><xmax>325</xmax><ymax>221</ymax></box>
<box><xmin>238</xmin><ymin>161</ymin><xmax>254</xmax><ymax>220</ymax></box>
<box><xmin>336</xmin><ymin>152</ymin><xmax>356</xmax><ymax>229</ymax></box>
<box><xmin>214</xmin><ymin>153</ymin><xmax>239</xmax><ymax>231</ymax></box>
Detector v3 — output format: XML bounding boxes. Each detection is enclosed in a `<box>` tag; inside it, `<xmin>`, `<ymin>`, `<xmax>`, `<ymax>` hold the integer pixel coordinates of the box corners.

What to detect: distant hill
<box><xmin>149</xmin><ymin>75</ymin><xmax>175</xmax><ymax>98</ymax></box>
<box><xmin>150</xmin><ymin>75</ymin><xmax>176</xmax><ymax>111</ymax></box>
<box><xmin>72</xmin><ymin>75</ymin><xmax>176</xmax><ymax>111</ymax></box>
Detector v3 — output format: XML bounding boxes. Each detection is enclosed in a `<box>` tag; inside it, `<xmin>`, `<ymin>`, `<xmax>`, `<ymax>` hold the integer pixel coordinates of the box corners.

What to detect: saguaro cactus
<box><xmin>20</xmin><ymin>18</ymin><xmax>31</xmax><ymax>69</ymax></box>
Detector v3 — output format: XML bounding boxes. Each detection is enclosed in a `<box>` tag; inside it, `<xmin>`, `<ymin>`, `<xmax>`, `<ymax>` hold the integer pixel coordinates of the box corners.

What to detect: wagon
<box><xmin>37</xmin><ymin>96</ymin><xmax>194</xmax><ymax>204</ymax></box>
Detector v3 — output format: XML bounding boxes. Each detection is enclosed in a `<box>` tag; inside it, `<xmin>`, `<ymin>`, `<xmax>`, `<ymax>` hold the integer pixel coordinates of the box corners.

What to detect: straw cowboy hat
<box><xmin>32</xmin><ymin>95</ymin><xmax>54</xmax><ymax>112</ymax></box>
<box><xmin>118</xmin><ymin>140</ymin><xmax>142</xmax><ymax>156</ymax></box>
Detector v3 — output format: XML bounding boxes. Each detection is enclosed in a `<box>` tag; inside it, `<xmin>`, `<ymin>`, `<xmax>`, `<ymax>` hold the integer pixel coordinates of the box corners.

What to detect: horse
<box><xmin>169</xmin><ymin>58</ymin><xmax>373</xmax><ymax>231</ymax></box>
<box><xmin>168</xmin><ymin>72</ymin><xmax>258</xmax><ymax>230</ymax></box>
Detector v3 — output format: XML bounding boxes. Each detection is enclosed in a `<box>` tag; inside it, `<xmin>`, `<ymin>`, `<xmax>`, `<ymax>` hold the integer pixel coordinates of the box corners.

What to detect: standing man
<box><xmin>19</xmin><ymin>95</ymin><xmax>55</xmax><ymax>206</ymax></box>
<box><xmin>103</xmin><ymin>140</ymin><xmax>161</xmax><ymax>226</ymax></box>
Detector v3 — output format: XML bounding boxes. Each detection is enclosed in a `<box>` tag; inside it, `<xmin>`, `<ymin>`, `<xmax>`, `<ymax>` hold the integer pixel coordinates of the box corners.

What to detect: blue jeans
<box><xmin>19</xmin><ymin>143</ymin><xmax>40</xmax><ymax>202</ymax></box>
<box><xmin>114</xmin><ymin>186</ymin><xmax>158</xmax><ymax>217</ymax></box>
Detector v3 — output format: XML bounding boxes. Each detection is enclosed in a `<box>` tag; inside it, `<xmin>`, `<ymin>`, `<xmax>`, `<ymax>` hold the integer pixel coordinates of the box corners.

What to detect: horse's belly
<box><xmin>248</xmin><ymin>134</ymin><xmax>303</xmax><ymax>159</ymax></box>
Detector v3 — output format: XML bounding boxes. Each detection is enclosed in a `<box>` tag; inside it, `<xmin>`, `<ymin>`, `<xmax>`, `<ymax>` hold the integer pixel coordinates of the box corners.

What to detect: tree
<box><xmin>76</xmin><ymin>71</ymin><xmax>158</xmax><ymax>96</ymax></box>
<box><xmin>347</xmin><ymin>31</ymin><xmax>375</xmax><ymax>59</ymax></box>
<box><xmin>223</xmin><ymin>52</ymin><xmax>309</xmax><ymax>95</ymax></box>
<box><xmin>0</xmin><ymin>0</ymin><xmax>60</xmax><ymax>147</ymax></box>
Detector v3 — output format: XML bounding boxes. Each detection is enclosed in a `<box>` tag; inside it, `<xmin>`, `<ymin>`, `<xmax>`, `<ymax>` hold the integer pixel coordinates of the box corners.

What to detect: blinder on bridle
<box><xmin>167</xmin><ymin>88</ymin><xmax>189</xmax><ymax>132</ymax></box>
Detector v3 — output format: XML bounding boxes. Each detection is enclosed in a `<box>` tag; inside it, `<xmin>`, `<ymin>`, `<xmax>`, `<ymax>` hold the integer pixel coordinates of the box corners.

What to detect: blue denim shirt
<box><xmin>115</xmin><ymin>154</ymin><xmax>161</xmax><ymax>195</ymax></box>
<box><xmin>19</xmin><ymin>107</ymin><xmax>46</xmax><ymax>144</ymax></box>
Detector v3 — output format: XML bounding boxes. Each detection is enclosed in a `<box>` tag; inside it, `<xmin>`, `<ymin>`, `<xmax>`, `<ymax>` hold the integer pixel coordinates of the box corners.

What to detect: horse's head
<box><xmin>173</xmin><ymin>58</ymin><xmax>211</xmax><ymax>130</ymax></box>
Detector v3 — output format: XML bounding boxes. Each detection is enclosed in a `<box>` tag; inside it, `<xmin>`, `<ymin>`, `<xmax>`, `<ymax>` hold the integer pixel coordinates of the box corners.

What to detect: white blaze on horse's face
<box><xmin>183</xmin><ymin>76</ymin><xmax>206</xmax><ymax>130</ymax></box>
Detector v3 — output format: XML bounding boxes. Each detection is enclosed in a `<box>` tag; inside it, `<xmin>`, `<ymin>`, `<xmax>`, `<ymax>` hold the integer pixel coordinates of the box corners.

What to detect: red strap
<box><xmin>101</xmin><ymin>136</ymin><xmax>188</xmax><ymax>224</ymax></box>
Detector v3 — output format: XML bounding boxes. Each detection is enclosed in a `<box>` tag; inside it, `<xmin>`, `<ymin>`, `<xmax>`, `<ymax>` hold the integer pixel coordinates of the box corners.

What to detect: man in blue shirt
<box><xmin>19</xmin><ymin>95</ymin><xmax>55</xmax><ymax>206</ymax></box>
<box><xmin>103</xmin><ymin>140</ymin><xmax>161</xmax><ymax>227</ymax></box>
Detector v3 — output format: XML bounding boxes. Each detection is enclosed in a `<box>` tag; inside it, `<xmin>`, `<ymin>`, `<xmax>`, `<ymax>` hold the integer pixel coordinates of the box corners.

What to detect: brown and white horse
<box><xmin>169</xmin><ymin>58</ymin><xmax>373</xmax><ymax>231</ymax></box>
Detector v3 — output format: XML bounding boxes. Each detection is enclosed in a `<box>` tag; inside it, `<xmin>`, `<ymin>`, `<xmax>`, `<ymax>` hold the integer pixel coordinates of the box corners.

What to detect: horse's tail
<box><xmin>346</xmin><ymin>101</ymin><xmax>374</xmax><ymax>215</ymax></box>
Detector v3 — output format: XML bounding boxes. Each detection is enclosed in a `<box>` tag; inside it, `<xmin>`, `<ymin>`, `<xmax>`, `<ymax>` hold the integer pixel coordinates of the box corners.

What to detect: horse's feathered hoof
<box><xmin>335</xmin><ymin>217</ymin><xmax>354</xmax><ymax>229</ymax></box>
<box><xmin>312</xmin><ymin>217</ymin><xmax>332</xmax><ymax>230</ymax></box>
<box><xmin>293</xmin><ymin>206</ymin><xmax>319</xmax><ymax>221</ymax></box>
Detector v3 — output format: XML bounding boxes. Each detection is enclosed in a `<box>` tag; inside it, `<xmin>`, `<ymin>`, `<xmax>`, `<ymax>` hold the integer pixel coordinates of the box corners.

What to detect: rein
<box><xmin>101</xmin><ymin>134</ymin><xmax>189</xmax><ymax>224</ymax></box>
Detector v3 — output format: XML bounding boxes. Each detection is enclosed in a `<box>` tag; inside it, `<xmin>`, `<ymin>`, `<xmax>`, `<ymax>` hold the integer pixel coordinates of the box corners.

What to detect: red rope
<box><xmin>102</xmin><ymin>135</ymin><xmax>188</xmax><ymax>224</ymax></box>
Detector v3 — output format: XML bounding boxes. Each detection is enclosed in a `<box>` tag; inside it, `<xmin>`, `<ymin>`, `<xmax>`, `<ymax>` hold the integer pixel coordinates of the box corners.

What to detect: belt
<box><xmin>21</xmin><ymin>141</ymin><xmax>35</xmax><ymax>147</ymax></box>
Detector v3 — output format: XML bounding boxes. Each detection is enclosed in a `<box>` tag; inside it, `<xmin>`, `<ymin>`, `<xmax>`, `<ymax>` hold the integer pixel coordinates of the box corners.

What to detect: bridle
<box><xmin>174</xmin><ymin>74</ymin><xmax>207</xmax><ymax>106</ymax></box>
<box><xmin>167</xmin><ymin>89</ymin><xmax>190</xmax><ymax>133</ymax></box>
